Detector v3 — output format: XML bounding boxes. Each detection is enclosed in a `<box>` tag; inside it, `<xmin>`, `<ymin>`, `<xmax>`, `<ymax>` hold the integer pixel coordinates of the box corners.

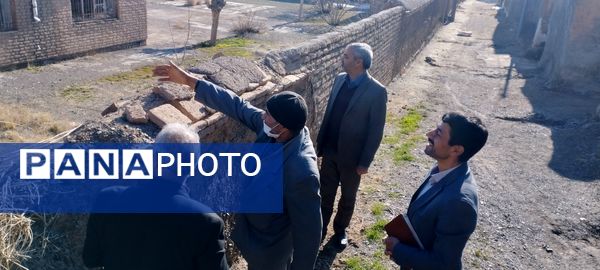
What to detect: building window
<box><xmin>0</xmin><ymin>0</ymin><xmax>14</xmax><ymax>31</ymax></box>
<box><xmin>71</xmin><ymin>0</ymin><xmax>117</xmax><ymax>22</ymax></box>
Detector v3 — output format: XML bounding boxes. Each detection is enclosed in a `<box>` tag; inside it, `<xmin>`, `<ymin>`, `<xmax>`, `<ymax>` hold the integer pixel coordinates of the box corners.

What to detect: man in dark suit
<box><xmin>153</xmin><ymin>62</ymin><xmax>322</xmax><ymax>270</ymax></box>
<box><xmin>384</xmin><ymin>113</ymin><xmax>488</xmax><ymax>269</ymax></box>
<box><xmin>317</xmin><ymin>43</ymin><xmax>387</xmax><ymax>249</ymax></box>
<box><xmin>83</xmin><ymin>123</ymin><xmax>229</xmax><ymax>270</ymax></box>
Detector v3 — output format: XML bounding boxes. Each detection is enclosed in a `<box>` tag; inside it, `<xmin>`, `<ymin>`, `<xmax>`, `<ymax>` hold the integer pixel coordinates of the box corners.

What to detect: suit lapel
<box><xmin>324</xmin><ymin>75</ymin><xmax>346</xmax><ymax>117</ymax></box>
<box><xmin>343</xmin><ymin>73</ymin><xmax>371</xmax><ymax>118</ymax></box>
<box><xmin>409</xmin><ymin>174</ymin><xmax>432</xmax><ymax>205</ymax></box>
<box><xmin>407</xmin><ymin>163</ymin><xmax>469</xmax><ymax>217</ymax></box>
<box><xmin>407</xmin><ymin>181</ymin><xmax>445</xmax><ymax>217</ymax></box>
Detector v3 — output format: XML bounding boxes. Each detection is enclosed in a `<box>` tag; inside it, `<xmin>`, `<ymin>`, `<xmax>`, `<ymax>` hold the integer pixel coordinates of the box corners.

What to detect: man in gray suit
<box><xmin>317</xmin><ymin>43</ymin><xmax>387</xmax><ymax>249</ymax></box>
<box><xmin>384</xmin><ymin>113</ymin><xmax>488</xmax><ymax>269</ymax></box>
<box><xmin>153</xmin><ymin>62</ymin><xmax>322</xmax><ymax>270</ymax></box>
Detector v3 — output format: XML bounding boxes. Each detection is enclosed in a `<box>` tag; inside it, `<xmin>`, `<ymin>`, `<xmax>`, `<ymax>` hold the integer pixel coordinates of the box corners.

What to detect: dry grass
<box><xmin>60</xmin><ymin>85</ymin><xmax>95</xmax><ymax>101</ymax></box>
<box><xmin>0</xmin><ymin>103</ymin><xmax>73</xmax><ymax>142</ymax></box>
<box><xmin>0</xmin><ymin>214</ymin><xmax>33</xmax><ymax>270</ymax></box>
<box><xmin>199</xmin><ymin>37</ymin><xmax>256</xmax><ymax>59</ymax></box>
<box><xmin>99</xmin><ymin>65</ymin><xmax>155</xmax><ymax>83</ymax></box>
<box><xmin>0</xmin><ymin>103</ymin><xmax>77</xmax><ymax>269</ymax></box>
<box><xmin>231</xmin><ymin>12</ymin><xmax>267</xmax><ymax>36</ymax></box>
<box><xmin>0</xmin><ymin>103</ymin><xmax>59</xmax><ymax>267</ymax></box>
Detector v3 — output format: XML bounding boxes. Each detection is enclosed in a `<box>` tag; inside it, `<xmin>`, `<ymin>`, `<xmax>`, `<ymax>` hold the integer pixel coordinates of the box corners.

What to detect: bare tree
<box><xmin>322</xmin><ymin>0</ymin><xmax>349</xmax><ymax>26</ymax></box>
<box><xmin>167</xmin><ymin>7</ymin><xmax>195</xmax><ymax>65</ymax></box>
<box><xmin>318</xmin><ymin>0</ymin><xmax>334</xmax><ymax>14</ymax></box>
<box><xmin>206</xmin><ymin>0</ymin><xmax>227</xmax><ymax>46</ymax></box>
<box><xmin>232</xmin><ymin>11</ymin><xmax>266</xmax><ymax>36</ymax></box>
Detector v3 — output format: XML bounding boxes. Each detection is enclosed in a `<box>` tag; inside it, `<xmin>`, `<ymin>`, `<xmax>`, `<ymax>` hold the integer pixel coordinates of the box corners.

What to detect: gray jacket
<box><xmin>316</xmin><ymin>72</ymin><xmax>387</xmax><ymax>168</ymax></box>
<box><xmin>392</xmin><ymin>163</ymin><xmax>478</xmax><ymax>269</ymax></box>
<box><xmin>194</xmin><ymin>80</ymin><xmax>322</xmax><ymax>270</ymax></box>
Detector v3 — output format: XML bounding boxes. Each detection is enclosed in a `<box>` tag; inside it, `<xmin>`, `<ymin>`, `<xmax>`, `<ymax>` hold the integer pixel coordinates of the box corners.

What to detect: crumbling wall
<box><xmin>501</xmin><ymin>0</ymin><xmax>600</xmax><ymax>91</ymax></box>
<box><xmin>95</xmin><ymin>56</ymin><xmax>309</xmax><ymax>144</ymax></box>
<box><xmin>0</xmin><ymin>0</ymin><xmax>147</xmax><ymax>69</ymax></box>
<box><xmin>558</xmin><ymin>0</ymin><xmax>600</xmax><ymax>86</ymax></box>
<box><xmin>539</xmin><ymin>0</ymin><xmax>600</xmax><ymax>91</ymax></box>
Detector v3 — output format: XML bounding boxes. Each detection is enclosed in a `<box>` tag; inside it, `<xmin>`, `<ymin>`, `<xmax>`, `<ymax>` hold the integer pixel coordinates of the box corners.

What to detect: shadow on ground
<box><xmin>314</xmin><ymin>239</ymin><xmax>345</xmax><ymax>270</ymax></box>
<box><xmin>491</xmin><ymin>12</ymin><xmax>600</xmax><ymax>181</ymax></box>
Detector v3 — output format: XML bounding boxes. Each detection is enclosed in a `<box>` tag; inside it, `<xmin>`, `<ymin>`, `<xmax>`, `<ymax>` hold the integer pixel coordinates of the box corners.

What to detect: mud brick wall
<box><xmin>540</xmin><ymin>0</ymin><xmax>600</xmax><ymax>88</ymax></box>
<box><xmin>502</xmin><ymin>0</ymin><xmax>600</xmax><ymax>91</ymax></box>
<box><xmin>0</xmin><ymin>0</ymin><xmax>146</xmax><ymax>69</ymax></box>
<box><xmin>263</xmin><ymin>0</ymin><xmax>449</xmax><ymax>140</ymax></box>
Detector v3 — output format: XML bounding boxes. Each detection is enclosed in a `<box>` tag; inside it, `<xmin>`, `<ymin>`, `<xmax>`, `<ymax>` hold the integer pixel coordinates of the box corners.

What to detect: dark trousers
<box><xmin>247</xmin><ymin>256</ymin><xmax>291</xmax><ymax>270</ymax></box>
<box><xmin>319</xmin><ymin>154</ymin><xmax>361</xmax><ymax>236</ymax></box>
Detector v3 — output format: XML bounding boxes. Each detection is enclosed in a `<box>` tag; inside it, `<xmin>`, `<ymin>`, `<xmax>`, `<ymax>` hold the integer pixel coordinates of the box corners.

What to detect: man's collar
<box><xmin>428</xmin><ymin>163</ymin><xmax>462</xmax><ymax>184</ymax></box>
<box><xmin>346</xmin><ymin>71</ymin><xmax>368</xmax><ymax>88</ymax></box>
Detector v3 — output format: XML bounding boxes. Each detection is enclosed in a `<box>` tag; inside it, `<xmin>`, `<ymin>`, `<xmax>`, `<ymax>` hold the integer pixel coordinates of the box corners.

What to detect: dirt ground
<box><xmin>314</xmin><ymin>0</ymin><xmax>600</xmax><ymax>269</ymax></box>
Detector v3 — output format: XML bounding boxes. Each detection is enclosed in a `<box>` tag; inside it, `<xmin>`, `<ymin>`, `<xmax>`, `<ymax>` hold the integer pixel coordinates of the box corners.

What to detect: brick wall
<box><xmin>190</xmin><ymin>0</ymin><xmax>449</xmax><ymax>143</ymax></box>
<box><xmin>0</xmin><ymin>0</ymin><xmax>146</xmax><ymax>69</ymax></box>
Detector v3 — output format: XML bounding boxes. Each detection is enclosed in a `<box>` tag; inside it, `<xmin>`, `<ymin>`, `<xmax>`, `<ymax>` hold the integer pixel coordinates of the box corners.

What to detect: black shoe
<box><xmin>331</xmin><ymin>232</ymin><xmax>348</xmax><ymax>251</ymax></box>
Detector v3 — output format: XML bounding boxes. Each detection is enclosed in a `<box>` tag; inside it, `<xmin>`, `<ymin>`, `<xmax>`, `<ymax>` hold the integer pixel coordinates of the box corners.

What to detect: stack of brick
<box><xmin>107</xmin><ymin>56</ymin><xmax>307</xmax><ymax>142</ymax></box>
<box><xmin>147</xmin><ymin>83</ymin><xmax>195</xmax><ymax>127</ymax></box>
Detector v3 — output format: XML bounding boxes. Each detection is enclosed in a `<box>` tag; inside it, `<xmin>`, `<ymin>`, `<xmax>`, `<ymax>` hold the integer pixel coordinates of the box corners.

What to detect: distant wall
<box><xmin>556</xmin><ymin>0</ymin><xmax>600</xmax><ymax>85</ymax></box>
<box><xmin>538</xmin><ymin>0</ymin><xmax>600</xmax><ymax>89</ymax></box>
<box><xmin>503</xmin><ymin>0</ymin><xmax>600</xmax><ymax>91</ymax></box>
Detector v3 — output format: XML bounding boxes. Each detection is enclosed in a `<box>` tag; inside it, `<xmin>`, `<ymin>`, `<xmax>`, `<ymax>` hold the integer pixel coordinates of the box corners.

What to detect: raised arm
<box><xmin>153</xmin><ymin>61</ymin><xmax>263</xmax><ymax>133</ymax></box>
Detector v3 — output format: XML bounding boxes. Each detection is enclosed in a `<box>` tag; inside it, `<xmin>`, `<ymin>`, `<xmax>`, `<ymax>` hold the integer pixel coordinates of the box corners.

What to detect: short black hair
<box><xmin>442</xmin><ymin>112</ymin><xmax>488</xmax><ymax>163</ymax></box>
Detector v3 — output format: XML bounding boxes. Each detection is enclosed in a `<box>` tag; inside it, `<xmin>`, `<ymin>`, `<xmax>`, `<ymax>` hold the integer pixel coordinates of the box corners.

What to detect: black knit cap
<box><xmin>266</xmin><ymin>91</ymin><xmax>308</xmax><ymax>133</ymax></box>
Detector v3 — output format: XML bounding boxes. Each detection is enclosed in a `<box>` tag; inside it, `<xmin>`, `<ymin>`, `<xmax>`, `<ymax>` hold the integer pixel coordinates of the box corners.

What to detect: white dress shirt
<box><xmin>416</xmin><ymin>164</ymin><xmax>461</xmax><ymax>200</ymax></box>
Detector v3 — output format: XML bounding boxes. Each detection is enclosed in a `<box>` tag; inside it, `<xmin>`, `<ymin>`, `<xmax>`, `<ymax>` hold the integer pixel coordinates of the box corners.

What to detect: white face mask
<box><xmin>263</xmin><ymin>122</ymin><xmax>281</xmax><ymax>139</ymax></box>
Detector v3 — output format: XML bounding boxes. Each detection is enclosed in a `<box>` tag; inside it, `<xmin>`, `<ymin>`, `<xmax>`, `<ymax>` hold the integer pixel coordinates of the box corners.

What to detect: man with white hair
<box><xmin>83</xmin><ymin>124</ymin><xmax>229</xmax><ymax>270</ymax></box>
<box><xmin>317</xmin><ymin>42</ymin><xmax>388</xmax><ymax>250</ymax></box>
<box><xmin>155</xmin><ymin>123</ymin><xmax>200</xmax><ymax>143</ymax></box>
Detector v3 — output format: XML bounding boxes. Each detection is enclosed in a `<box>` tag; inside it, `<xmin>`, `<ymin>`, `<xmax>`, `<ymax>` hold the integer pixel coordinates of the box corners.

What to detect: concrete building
<box><xmin>0</xmin><ymin>0</ymin><xmax>147</xmax><ymax>69</ymax></box>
